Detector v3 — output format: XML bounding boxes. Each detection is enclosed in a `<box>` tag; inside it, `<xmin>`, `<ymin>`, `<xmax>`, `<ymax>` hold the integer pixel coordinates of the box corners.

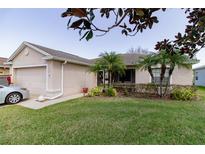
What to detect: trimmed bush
<box><xmin>113</xmin><ymin>83</ymin><xmax>158</xmax><ymax>97</ymax></box>
<box><xmin>171</xmin><ymin>87</ymin><xmax>196</xmax><ymax>101</ymax></box>
<box><xmin>88</xmin><ymin>87</ymin><xmax>103</xmax><ymax>97</ymax></box>
<box><xmin>105</xmin><ymin>87</ymin><xmax>117</xmax><ymax>97</ymax></box>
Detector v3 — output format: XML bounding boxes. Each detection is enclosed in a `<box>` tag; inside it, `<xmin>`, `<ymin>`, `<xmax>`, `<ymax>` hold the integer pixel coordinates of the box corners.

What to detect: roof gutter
<box><xmin>43</xmin><ymin>55</ymin><xmax>91</xmax><ymax>66</ymax></box>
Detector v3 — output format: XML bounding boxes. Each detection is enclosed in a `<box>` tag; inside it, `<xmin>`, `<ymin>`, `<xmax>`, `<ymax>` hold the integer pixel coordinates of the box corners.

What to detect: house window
<box><xmin>195</xmin><ymin>72</ymin><xmax>198</xmax><ymax>81</ymax></box>
<box><xmin>117</xmin><ymin>69</ymin><xmax>135</xmax><ymax>83</ymax></box>
<box><xmin>152</xmin><ymin>68</ymin><xmax>170</xmax><ymax>85</ymax></box>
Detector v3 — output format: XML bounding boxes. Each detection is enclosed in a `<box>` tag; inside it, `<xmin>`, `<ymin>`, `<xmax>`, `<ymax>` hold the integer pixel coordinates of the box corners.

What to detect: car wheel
<box><xmin>6</xmin><ymin>92</ymin><xmax>22</xmax><ymax>104</ymax></box>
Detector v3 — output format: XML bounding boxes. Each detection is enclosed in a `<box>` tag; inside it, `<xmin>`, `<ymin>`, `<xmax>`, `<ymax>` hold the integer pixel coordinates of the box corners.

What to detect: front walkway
<box><xmin>18</xmin><ymin>93</ymin><xmax>84</xmax><ymax>110</ymax></box>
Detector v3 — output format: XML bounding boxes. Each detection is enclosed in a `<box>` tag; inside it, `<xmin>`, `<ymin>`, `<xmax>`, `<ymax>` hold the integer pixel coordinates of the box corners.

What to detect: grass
<box><xmin>0</xmin><ymin>87</ymin><xmax>205</xmax><ymax>145</ymax></box>
<box><xmin>197</xmin><ymin>86</ymin><xmax>205</xmax><ymax>100</ymax></box>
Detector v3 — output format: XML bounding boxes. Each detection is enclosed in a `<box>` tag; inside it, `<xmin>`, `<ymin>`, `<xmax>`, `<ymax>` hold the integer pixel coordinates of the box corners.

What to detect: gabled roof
<box><xmin>118</xmin><ymin>53</ymin><xmax>147</xmax><ymax>66</ymax></box>
<box><xmin>193</xmin><ymin>65</ymin><xmax>205</xmax><ymax>70</ymax></box>
<box><xmin>27</xmin><ymin>42</ymin><xmax>92</xmax><ymax>65</ymax></box>
<box><xmin>8</xmin><ymin>41</ymin><xmax>150</xmax><ymax>67</ymax></box>
<box><xmin>91</xmin><ymin>53</ymin><xmax>147</xmax><ymax>66</ymax></box>
<box><xmin>8</xmin><ymin>41</ymin><xmax>92</xmax><ymax>66</ymax></box>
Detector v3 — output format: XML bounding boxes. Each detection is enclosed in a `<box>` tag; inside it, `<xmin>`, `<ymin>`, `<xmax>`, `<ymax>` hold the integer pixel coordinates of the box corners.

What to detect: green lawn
<box><xmin>0</xmin><ymin>87</ymin><xmax>205</xmax><ymax>145</ymax></box>
<box><xmin>197</xmin><ymin>86</ymin><xmax>205</xmax><ymax>100</ymax></box>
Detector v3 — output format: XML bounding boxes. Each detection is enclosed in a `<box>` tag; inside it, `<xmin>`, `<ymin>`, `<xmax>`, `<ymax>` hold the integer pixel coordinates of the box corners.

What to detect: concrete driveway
<box><xmin>18</xmin><ymin>93</ymin><xmax>84</xmax><ymax>110</ymax></box>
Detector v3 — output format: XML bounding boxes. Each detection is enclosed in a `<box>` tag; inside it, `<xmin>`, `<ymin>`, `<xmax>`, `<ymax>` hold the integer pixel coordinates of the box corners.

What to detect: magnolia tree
<box><xmin>61</xmin><ymin>8</ymin><xmax>165</xmax><ymax>40</ymax></box>
<box><xmin>61</xmin><ymin>8</ymin><xmax>205</xmax><ymax>57</ymax></box>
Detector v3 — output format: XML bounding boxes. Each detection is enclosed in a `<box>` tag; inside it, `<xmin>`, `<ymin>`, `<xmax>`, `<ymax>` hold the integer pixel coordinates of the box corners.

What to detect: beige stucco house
<box><xmin>97</xmin><ymin>53</ymin><xmax>193</xmax><ymax>86</ymax></box>
<box><xmin>7</xmin><ymin>42</ymin><xmax>97</xmax><ymax>97</ymax></box>
<box><xmin>6</xmin><ymin>41</ymin><xmax>193</xmax><ymax>98</ymax></box>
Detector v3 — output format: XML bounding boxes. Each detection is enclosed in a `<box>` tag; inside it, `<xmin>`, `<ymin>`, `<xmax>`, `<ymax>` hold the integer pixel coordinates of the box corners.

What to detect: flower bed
<box><xmin>113</xmin><ymin>83</ymin><xmax>196</xmax><ymax>99</ymax></box>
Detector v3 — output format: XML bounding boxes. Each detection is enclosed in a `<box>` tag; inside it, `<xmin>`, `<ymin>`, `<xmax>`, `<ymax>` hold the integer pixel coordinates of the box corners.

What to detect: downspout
<box><xmin>37</xmin><ymin>61</ymin><xmax>67</xmax><ymax>101</ymax></box>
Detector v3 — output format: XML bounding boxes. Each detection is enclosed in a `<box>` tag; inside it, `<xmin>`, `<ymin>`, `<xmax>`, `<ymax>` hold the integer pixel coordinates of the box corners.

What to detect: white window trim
<box><xmin>149</xmin><ymin>68</ymin><xmax>172</xmax><ymax>85</ymax></box>
<box><xmin>12</xmin><ymin>64</ymin><xmax>47</xmax><ymax>69</ymax></box>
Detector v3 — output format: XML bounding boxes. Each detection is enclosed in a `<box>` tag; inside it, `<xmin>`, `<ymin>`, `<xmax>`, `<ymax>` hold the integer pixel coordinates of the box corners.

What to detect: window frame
<box><xmin>151</xmin><ymin>67</ymin><xmax>171</xmax><ymax>85</ymax></box>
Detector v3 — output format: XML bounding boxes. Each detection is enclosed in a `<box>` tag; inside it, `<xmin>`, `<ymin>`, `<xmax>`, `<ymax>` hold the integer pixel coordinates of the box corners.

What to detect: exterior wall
<box><xmin>171</xmin><ymin>66</ymin><xmax>193</xmax><ymax>85</ymax></box>
<box><xmin>10</xmin><ymin>46</ymin><xmax>48</xmax><ymax>95</ymax></box>
<box><xmin>47</xmin><ymin>60</ymin><xmax>62</xmax><ymax>92</ymax></box>
<box><xmin>135</xmin><ymin>69</ymin><xmax>150</xmax><ymax>84</ymax></box>
<box><xmin>135</xmin><ymin>67</ymin><xmax>193</xmax><ymax>85</ymax></box>
<box><xmin>12</xmin><ymin>46</ymin><xmax>47</xmax><ymax>67</ymax></box>
<box><xmin>194</xmin><ymin>68</ymin><xmax>205</xmax><ymax>86</ymax></box>
<box><xmin>63</xmin><ymin>63</ymin><xmax>97</xmax><ymax>96</ymax></box>
<box><xmin>11</xmin><ymin>47</ymin><xmax>47</xmax><ymax>83</ymax></box>
<box><xmin>0</xmin><ymin>67</ymin><xmax>9</xmax><ymax>76</ymax></box>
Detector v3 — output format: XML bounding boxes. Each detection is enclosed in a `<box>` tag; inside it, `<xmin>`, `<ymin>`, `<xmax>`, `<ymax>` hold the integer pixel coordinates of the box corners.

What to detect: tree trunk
<box><xmin>163</xmin><ymin>66</ymin><xmax>175</xmax><ymax>96</ymax></box>
<box><xmin>103</xmin><ymin>70</ymin><xmax>106</xmax><ymax>89</ymax></box>
<box><xmin>159</xmin><ymin>64</ymin><xmax>166</xmax><ymax>97</ymax></box>
<box><xmin>108</xmin><ymin>71</ymin><xmax>112</xmax><ymax>87</ymax></box>
<box><xmin>148</xmin><ymin>66</ymin><xmax>154</xmax><ymax>82</ymax></box>
<box><xmin>159</xmin><ymin>80</ymin><xmax>163</xmax><ymax>98</ymax></box>
<box><xmin>110</xmin><ymin>71</ymin><xmax>112</xmax><ymax>87</ymax></box>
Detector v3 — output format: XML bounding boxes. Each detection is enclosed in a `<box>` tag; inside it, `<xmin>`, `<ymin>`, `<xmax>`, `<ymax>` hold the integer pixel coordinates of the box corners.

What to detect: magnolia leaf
<box><xmin>80</xmin><ymin>31</ymin><xmax>89</xmax><ymax>41</ymax></box>
<box><xmin>118</xmin><ymin>8</ymin><xmax>123</xmax><ymax>17</ymax></box>
<box><xmin>121</xmin><ymin>29</ymin><xmax>128</xmax><ymax>36</ymax></box>
<box><xmin>84</xmin><ymin>20</ymin><xmax>91</xmax><ymax>29</ymax></box>
<box><xmin>70</xmin><ymin>19</ymin><xmax>84</xmax><ymax>28</ymax></box>
<box><xmin>71</xmin><ymin>8</ymin><xmax>87</xmax><ymax>17</ymax></box>
<box><xmin>86</xmin><ymin>30</ymin><xmax>93</xmax><ymax>41</ymax></box>
<box><xmin>67</xmin><ymin>17</ymin><xmax>72</xmax><ymax>29</ymax></box>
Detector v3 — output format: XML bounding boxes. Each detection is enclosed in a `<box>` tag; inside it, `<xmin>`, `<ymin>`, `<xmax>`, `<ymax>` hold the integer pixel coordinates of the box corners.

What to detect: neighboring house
<box><xmin>0</xmin><ymin>57</ymin><xmax>10</xmax><ymax>86</ymax></box>
<box><xmin>0</xmin><ymin>57</ymin><xmax>9</xmax><ymax>76</ymax></box>
<box><xmin>6</xmin><ymin>42</ymin><xmax>97</xmax><ymax>96</ymax></box>
<box><xmin>96</xmin><ymin>53</ymin><xmax>193</xmax><ymax>86</ymax></box>
<box><xmin>193</xmin><ymin>65</ymin><xmax>205</xmax><ymax>86</ymax></box>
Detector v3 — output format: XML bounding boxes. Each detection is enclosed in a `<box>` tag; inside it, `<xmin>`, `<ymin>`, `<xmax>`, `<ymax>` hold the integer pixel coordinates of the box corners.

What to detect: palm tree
<box><xmin>90</xmin><ymin>60</ymin><xmax>107</xmax><ymax>88</ymax></box>
<box><xmin>135</xmin><ymin>53</ymin><xmax>158</xmax><ymax>82</ymax></box>
<box><xmin>91</xmin><ymin>52</ymin><xmax>126</xmax><ymax>87</ymax></box>
<box><xmin>161</xmin><ymin>50</ymin><xmax>198</xmax><ymax>96</ymax></box>
<box><xmin>136</xmin><ymin>50</ymin><xmax>198</xmax><ymax>97</ymax></box>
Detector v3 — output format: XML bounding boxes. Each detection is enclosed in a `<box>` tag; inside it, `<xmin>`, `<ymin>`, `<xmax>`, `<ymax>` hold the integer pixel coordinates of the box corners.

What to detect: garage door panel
<box><xmin>15</xmin><ymin>67</ymin><xmax>46</xmax><ymax>95</ymax></box>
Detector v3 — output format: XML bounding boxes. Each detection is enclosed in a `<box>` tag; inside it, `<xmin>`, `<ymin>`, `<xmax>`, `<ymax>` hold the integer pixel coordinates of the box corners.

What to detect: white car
<box><xmin>0</xmin><ymin>85</ymin><xmax>30</xmax><ymax>104</ymax></box>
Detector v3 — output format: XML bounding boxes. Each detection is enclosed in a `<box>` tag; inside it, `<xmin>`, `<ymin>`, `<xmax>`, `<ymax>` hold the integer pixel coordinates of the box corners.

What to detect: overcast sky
<box><xmin>0</xmin><ymin>8</ymin><xmax>204</xmax><ymax>68</ymax></box>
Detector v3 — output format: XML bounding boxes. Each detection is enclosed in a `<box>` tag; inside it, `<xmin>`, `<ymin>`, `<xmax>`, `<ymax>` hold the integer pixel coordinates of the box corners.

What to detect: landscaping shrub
<box><xmin>88</xmin><ymin>87</ymin><xmax>103</xmax><ymax>97</ymax></box>
<box><xmin>113</xmin><ymin>83</ymin><xmax>159</xmax><ymax>97</ymax></box>
<box><xmin>105</xmin><ymin>87</ymin><xmax>117</xmax><ymax>97</ymax></box>
<box><xmin>171</xmin><ymin>87</ymin><xmax>196</xmax><ymax>101</ymax></box>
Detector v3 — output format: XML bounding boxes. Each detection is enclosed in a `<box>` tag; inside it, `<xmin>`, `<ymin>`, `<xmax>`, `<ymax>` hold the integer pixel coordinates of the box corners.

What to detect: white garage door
<box><xmin>15</xmin><ymin>67</ymin><xmax>46</xmax><ymax>95</ymax></box>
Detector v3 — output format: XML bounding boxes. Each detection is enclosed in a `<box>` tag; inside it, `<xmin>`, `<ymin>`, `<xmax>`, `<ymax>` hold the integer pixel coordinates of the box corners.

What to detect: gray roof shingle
<box><xmin>193</xmin><ymin>65</ymin><xmax>205</xmax><ymax>70</ymax></box>
<box><xmin>27</xmin><ymin>42</ymin><xmax>92</xmax><ymax>65</ymax></box>
<box><xmin>26</xmin><ymin>42</ymin><xmax>149</xmax><ymax>66</ymax></box>
<box><xmin>118</xmin><ymin>53</ymin><xmax>147</xmax><ymax>66</ymax></box>
<box><xmin>91</xmin><ymin>53</ymin><xmax>147</xmax><ymax>66</ymax></box>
